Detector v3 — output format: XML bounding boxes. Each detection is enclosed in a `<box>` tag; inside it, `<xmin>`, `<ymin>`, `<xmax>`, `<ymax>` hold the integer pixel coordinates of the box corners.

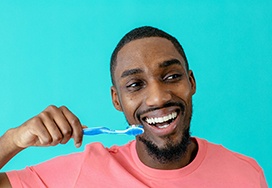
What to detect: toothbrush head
<box><xmin>126</xmin><ymin>125</ymin><xmax>144</xmax><ymax>136</ymax></box>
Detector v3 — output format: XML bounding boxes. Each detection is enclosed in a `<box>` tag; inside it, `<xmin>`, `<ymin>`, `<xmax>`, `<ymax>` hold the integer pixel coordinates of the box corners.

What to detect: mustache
<box><xmin>136</xmin><ymin>101</ymin><xmax>185</xmax><ymax>121</ymax></box>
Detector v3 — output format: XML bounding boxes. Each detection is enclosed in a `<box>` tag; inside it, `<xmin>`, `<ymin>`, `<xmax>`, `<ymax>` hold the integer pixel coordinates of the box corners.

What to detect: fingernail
<box><xmin>75</xmin><ymin>143</ymin><xmax>81</xmax><ymax>148</ymax></box>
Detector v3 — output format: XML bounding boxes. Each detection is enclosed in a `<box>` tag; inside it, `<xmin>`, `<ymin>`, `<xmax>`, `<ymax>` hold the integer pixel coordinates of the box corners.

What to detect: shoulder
<box><xmin>196</xmin><ymin>137</ymin><xmax>263</xmax><ymax>173</ymax></box>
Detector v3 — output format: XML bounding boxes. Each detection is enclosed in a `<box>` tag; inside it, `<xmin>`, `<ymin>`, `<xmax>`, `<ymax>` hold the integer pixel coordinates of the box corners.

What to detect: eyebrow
<box><xmin>121</xmin><ymin>68</ymin><xmax>143</xmax><ymax>78</ymax></box>
<box><xmin>120</xmin><ymin>59</ymin><xmax>182</xmax><ymax>79</ymax></box>
<box><xmin>159</xmin><ymin>59</ymin><xmax>182</xmax><ymax>68</ymax></box>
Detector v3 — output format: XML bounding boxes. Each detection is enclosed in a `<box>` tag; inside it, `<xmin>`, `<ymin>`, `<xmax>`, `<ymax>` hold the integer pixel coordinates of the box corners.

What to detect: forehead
<box><xmin>114</xmin><ymin>37</ymin><xmax>185</xmax><ymax>78</ymax></box>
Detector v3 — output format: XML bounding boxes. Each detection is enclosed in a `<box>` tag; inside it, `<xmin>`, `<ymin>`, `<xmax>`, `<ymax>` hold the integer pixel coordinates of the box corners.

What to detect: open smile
<box><xmin>140</xmin><ymin>107</ymin><xmax>182</xmax><ymax>136</ymax></box>
<box><xmin>144</xmin><ymin>111</ymin><xmax>178</xmax><ymax>129</ymax></box>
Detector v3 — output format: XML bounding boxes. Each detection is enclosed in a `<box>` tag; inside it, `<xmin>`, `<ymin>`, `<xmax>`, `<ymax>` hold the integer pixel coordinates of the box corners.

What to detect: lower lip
<box><xmin>146</xmin><ymin>113</ymin><xmax>181</xmax><ymax>137</ymax></box>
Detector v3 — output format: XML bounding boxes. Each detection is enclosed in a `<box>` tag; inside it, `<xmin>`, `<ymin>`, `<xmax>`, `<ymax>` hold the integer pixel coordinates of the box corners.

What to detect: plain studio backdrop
<box><xmin>0</xmin><ymin>1</ymin><xmax>271</xmax><ymax>186</ymax></box>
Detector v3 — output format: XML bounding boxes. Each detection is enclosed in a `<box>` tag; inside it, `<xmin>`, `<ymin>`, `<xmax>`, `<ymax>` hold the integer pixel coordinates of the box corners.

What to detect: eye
<box><xmin>164</xmin><ymin>73</ymin><xmax>182</xmax><ymax>81</ymax></box>
<box><xmin>126</xmin><ymin>80</ymin><xmax>145</xmax><ymax>92</ymax></box>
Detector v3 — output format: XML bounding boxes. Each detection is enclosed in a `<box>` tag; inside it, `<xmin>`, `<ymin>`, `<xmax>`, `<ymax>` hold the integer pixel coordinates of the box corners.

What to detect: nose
<box><xmin>145</xmin><ymin>81</ymin><xmax>172</xmax><ymax>107</ymax></box>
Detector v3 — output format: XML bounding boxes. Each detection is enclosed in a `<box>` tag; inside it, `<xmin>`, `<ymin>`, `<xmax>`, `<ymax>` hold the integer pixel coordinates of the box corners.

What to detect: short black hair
<box><xmin>110</xmin><ymin>26</ymin><xmax>189</xmax><ymax>85</ymax></box>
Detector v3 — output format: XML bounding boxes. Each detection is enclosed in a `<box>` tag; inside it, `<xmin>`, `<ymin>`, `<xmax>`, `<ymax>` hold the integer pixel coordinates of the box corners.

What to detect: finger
<box><xmin>38</xmin><ymin>110</ymin><xmax>63</xmax><ymax>146</ymax></box>
<box><xmin>59</xmin><ymin>106</ymin><xmax>83</xmax><ymax>147</ymax></box>
<box><xmin>44</xmin><ymin>106</ymin><xmax>73</xmax><ymax>144</ymax></box>
<box><xmin>26</xmin><ymin>117</ymin><xmax>53</xmax><ymax>146</ymax></box>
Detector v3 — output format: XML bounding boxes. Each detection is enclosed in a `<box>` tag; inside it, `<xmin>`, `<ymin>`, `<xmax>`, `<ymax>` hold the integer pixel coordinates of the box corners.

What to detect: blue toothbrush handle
<box><xmin>82</xmin><ymin>126</ymin><xmax>144</xmax><ymax>136</ymax></box>
<box><xmin>83</xmin><ymin>127</ymin><xmax>110</xmax><ymax>136</ymax></box>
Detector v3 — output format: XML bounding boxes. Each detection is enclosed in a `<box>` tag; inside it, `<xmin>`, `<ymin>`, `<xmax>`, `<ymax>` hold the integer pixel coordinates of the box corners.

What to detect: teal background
<box><xmin>0</xmin><ymin>0</ymin><xmax>271</xmax><ymax>186</ymax></box>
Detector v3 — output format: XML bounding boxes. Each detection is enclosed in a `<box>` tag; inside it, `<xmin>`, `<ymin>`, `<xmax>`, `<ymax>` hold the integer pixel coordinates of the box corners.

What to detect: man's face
<box><xmin>111</xmin><ymin>37</ymin><xmax>196</xmax><ymax>151</ymax></box>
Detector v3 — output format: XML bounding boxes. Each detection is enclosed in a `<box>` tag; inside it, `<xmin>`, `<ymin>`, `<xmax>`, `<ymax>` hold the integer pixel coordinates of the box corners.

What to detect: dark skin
<box><xmin>0</xmin><ymin>37</ymin><xmax>198</xmax><ymax>186</ymax></box>
<box><xmin>0</xmin><ymin>106</ymin><xmax>84</xmax><ymax>187</ymax></box>
<box><xmin>111</xmin><ymin>37</ymin><xmax>198</xmax><ymax>169</ymax></box>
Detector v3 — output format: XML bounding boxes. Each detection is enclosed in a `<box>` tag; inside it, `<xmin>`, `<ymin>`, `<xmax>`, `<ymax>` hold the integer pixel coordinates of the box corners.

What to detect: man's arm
<box><xmin>0</xmin><ymin>173</ymin><xmax>11</xmax><ymax>188</ymax></box>
<box><xmin>0</xmin><ymin>127</ymin><xmax>24</xmax><ymax>187</ymax></box>
<box><xmin>0</xmin><ymin>105</ymin><xmax>84</xmax><ymax>186</ymax></box>
<box><xmin>0</xmin><ymin>128</ymin><xmax>25</xmax><ymax>169</ymax></box>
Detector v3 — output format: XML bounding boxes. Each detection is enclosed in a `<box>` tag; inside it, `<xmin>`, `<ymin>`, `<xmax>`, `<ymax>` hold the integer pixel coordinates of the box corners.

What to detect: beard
<box><xmin>138</xmin><ymin>127</ymin><xmax>191</xmax><ymax>164</ymax></box>
<box><xmin>137</xmin><ymin>101</ymin><xmax>193</xmax><ymax>165</ymax></box>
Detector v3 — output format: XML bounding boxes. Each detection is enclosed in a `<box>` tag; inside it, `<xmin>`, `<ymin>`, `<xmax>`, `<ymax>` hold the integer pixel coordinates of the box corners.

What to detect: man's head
<box><xmin>110</xmin><ymin>26</ymin><xmax>196</xmax><ymax>168</ymax></box>
<box><xmin>110</xmin><ymin>26</ymin><xmax>189</xmax><ymax>86</ymax></box>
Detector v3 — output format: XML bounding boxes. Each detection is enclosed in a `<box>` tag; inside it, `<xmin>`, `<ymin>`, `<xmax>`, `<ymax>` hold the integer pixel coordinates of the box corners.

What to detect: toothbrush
<box><xmin>83</xmin><ymin>125</ymin><xmax>144</xmax><ymax>136</ymax></box>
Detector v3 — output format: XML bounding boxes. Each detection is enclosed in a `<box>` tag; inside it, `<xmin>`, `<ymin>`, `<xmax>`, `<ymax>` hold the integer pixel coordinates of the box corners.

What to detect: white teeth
<box><xmin>157</xmin><ymin>117</ymin><xmax>163</xmax><ymax>123</ymax></box>
<box><xmin>145</xmin><ymin>112</ymin><xmax>177</xmax><ymax>125</ymax></box>
<box><xmin>158</xmin><ymin>124</ymin><xmax>170</xmax><ymax>129</ymax></box>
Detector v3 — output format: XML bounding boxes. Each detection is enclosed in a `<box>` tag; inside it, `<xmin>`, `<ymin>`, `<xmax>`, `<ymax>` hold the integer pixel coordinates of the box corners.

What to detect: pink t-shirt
<box><xmin>7</xmin><ymin>138</ymin><xmax>267</xmax><ymax>187</ymax></box>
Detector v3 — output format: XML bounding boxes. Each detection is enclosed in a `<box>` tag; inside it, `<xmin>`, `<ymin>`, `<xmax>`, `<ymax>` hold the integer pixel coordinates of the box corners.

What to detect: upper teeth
<box><xmin>145</xmin><ymin>112</ymin><xmax>177</xmax><ymax>125</ymax></box>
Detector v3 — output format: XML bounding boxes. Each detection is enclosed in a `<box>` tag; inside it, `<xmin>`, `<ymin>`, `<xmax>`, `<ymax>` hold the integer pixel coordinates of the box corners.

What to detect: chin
<box><xmin>138</xmin><ymin>127</ymin><xmax>191</xmax><ymax>164</ymax></box>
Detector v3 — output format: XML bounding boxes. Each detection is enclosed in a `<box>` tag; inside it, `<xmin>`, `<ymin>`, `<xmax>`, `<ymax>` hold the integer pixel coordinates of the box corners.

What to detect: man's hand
<box><xmin>11</xmin><ymin>105</ymin><xmax>84</xmax><ymax>149</ymax></box>
<box><xmin>0</xmin><ymin>105</ymin><xmax>83</xmax><ymax>186</ymax></box>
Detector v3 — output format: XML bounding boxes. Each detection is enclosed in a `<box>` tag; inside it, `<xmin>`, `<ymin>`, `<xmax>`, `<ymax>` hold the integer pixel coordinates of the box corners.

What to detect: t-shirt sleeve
<box><xmin>6</xmin><ymin>151</ymin><xmax>84</xmax><ymax>188</ymax></box>
<box><xmin>234</xmin><ymin>152</ymin><xmax>268</xmax><ymax>188</ymax></box>
<box><xmin>259</xmin><ymin>169</ymin><xmax>268</xmax><ymax>188</ymax></box>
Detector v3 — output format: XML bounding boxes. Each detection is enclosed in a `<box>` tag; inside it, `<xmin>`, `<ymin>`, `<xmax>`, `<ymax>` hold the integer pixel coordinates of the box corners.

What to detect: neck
<box><xmin>136</xmin><ymin>137</ymin><xmax>198</xmax><ymax>170</ymax></box>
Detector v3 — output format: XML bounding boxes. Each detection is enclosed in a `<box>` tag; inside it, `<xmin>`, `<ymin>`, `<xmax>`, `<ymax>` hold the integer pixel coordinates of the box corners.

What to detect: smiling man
<box><xmin>110</xmin><ymin>33</ymin><xmax>197</xmax><ymax>170</ymax></box>
<box><xmin>0</xmin><ymin>26</ymin><xmax>268</xmax><ymax>187</ymax></box>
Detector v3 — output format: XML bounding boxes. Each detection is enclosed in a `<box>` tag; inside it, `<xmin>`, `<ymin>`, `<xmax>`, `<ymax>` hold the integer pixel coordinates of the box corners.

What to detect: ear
<box><xmin>111</xmin><ymin>86</ymin><xmax>123</xmax><ymax>111</ymax></box>
<box><xmin>188</xmin><ymin>70</ymin><xmax>196</xmax><ymax>95</ymax></box>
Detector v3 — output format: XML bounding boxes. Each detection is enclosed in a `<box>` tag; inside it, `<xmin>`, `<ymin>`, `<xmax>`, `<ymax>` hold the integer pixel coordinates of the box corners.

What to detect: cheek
<box><xmin>173</xmin><ymin>84</ymin><xmax>192</xmax><ymax>101</ymax></box>
<box><xmin>182</xmin><ymin>89</ymin><xmax>191</xmax><ymax>100</ymax></box>
<box><xmin>121</xmin><ymin>95</ymin><xmax>140</xmax><ymax>122</ymax></box>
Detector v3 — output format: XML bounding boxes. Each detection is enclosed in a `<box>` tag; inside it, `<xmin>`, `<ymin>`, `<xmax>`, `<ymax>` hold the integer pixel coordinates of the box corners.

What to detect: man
<box><xmin>0</xmin><ymin>26</ymin><xmax>267</xmax><ymax>187</ymax></box>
